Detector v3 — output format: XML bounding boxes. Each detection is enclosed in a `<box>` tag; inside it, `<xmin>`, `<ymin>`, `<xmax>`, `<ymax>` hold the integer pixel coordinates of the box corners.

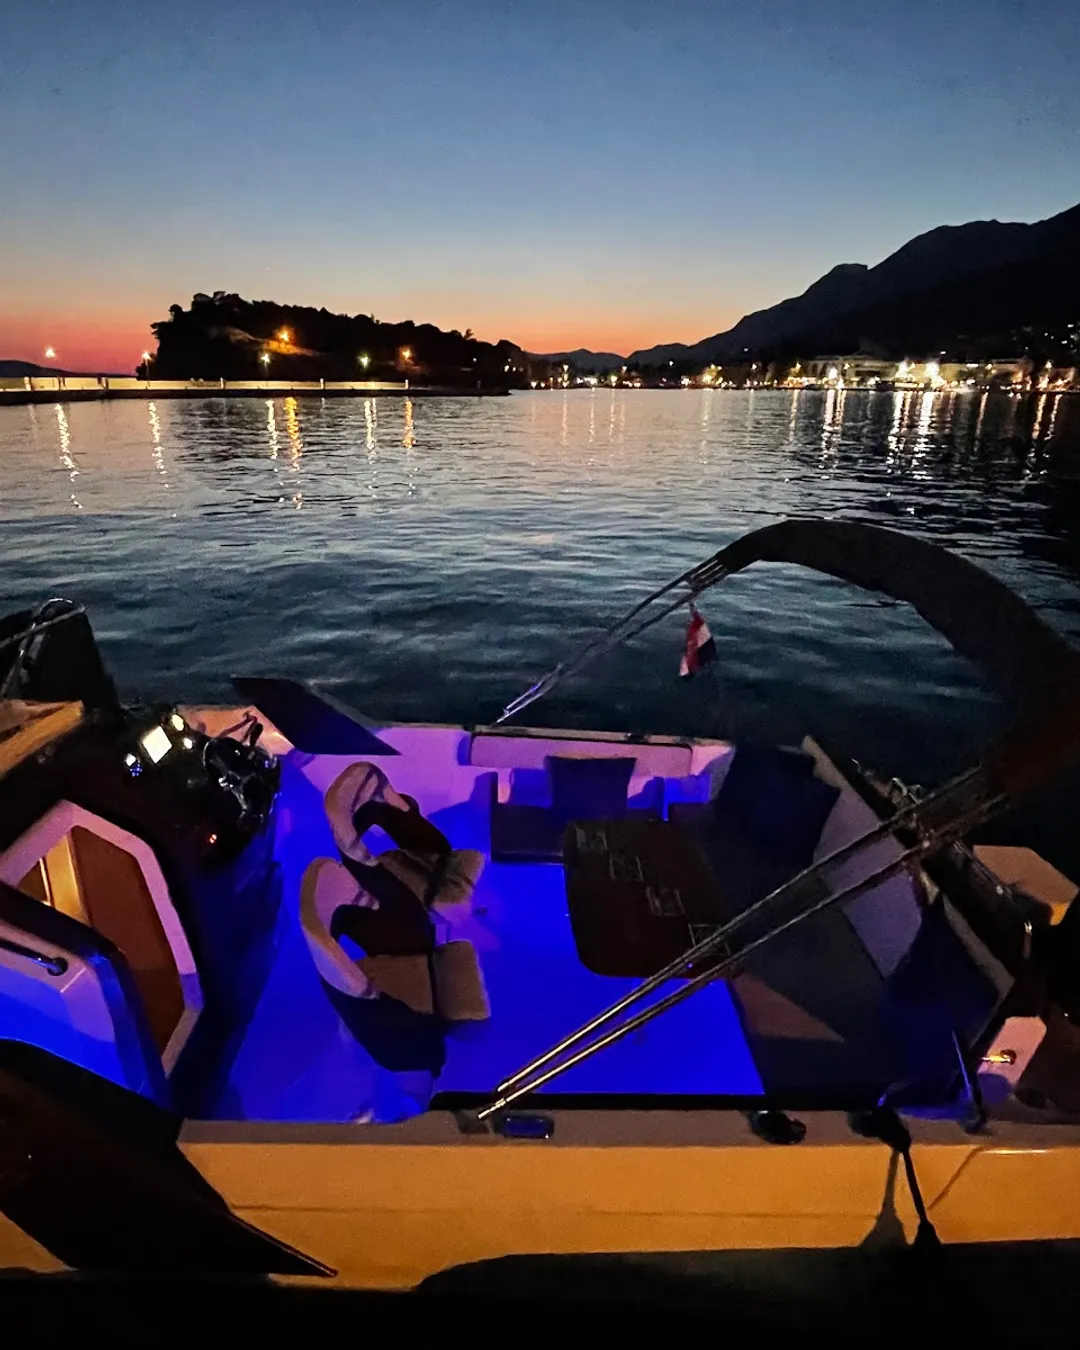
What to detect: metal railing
<box><xmin>496</xmin><ymin>562</ymin><xmax>733</xmax><ymax>723</ymax></box>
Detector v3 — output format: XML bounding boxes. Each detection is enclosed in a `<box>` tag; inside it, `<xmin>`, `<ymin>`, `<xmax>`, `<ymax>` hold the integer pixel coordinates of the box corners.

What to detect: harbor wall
<box><xmin>0</xmin><ymin>378</ymin><xmax>507</xmax><ymax>405</ymax></box>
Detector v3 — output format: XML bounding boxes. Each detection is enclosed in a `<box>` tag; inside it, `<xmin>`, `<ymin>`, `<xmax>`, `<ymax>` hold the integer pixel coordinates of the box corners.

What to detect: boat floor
<box><xmin>221</xmin><ymin>755</ymin><xmax>763</xmax><ymax>1122</ymax></box>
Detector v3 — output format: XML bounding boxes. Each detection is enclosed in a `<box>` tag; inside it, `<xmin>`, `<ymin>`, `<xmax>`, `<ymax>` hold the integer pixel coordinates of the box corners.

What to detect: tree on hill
<box><xmin>148</xmin><ymin>294</ymin><xmax>527</xmax><ymax>387</ymax></box>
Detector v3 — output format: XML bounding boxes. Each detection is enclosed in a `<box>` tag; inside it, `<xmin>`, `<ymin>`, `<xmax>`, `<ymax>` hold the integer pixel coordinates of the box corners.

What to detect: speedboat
<box><xmin>2</xmin><ymin>519</ymin><xmax>1080</xmax><ymax>1288</ymax></box>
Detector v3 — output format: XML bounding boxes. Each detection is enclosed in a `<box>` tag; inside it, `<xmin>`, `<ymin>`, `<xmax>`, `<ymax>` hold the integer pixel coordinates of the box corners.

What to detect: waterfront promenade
<box><xmin>0</xmin><ymin>376</ymin><xmax>507</xmax><ymax>406</ymax></box>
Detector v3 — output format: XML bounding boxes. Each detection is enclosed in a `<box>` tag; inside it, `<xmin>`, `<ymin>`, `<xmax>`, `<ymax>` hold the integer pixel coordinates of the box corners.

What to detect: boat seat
<box><xmin>670</xmin><ymin>744</ymin><xmax>1007</xmax><ymax>1100</ymax></box>
<box><xmin>490</xmin><ymin>754</ymin><xmax>654</xmax><ymax>863</ymax></box>
<box><xmin>325</xmin><ymin>762</ymin><xmax>416</xmax><ymax>866</ymax></box>
<box><xmin>357</xmin><ymin>941</ymin><xmax>490</xmax><ymax>1021</ymax></box>
<box><xmin>469</xmin><ymin>730</ymin><xmax>692</xmax><ymax>777</ymax></box>
<box><xmin>325</xmin><ymin>762</ymin><xmax>483</xmax><ymax>926</ymax></box>
<box><xmin>299</xmin><ymin>859</ymin><xmax>489</xmax><ymax>1079</ymax></box>
<box><xmin>299</xmin><ymin>857</ymin><xmax>378</xmax><ymax>1000</ymax></box>
<box><xmin>378</xmin><ymin>847</ymin><xmax>485</xmax><ymax>925</ymax></box>
<box><xmin>431</xmin><ymin>939</ymin><xmax>490</xmax><ymax>1021</ymax></box>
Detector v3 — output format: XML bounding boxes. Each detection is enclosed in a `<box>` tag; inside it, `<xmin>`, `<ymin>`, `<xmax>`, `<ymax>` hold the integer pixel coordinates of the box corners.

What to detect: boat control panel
<box><xmin>116</xmin><ymin>705</ymin><xmax>280</xmax><ymax>865</ymax></box>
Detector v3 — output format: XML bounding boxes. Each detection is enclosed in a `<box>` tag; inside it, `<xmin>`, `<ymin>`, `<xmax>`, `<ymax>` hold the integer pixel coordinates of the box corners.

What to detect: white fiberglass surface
<box><xmin>225</xmin><ymin>739</ymin><xmax>762</xmax><ymax>1123</ymax></box>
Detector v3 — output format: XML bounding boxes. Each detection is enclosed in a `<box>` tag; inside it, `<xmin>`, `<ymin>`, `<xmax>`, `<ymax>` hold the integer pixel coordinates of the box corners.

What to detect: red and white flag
<box><xmin>679</xmin><ymin>605</ymin><xmax>717</xmax><ymax>679</ymax></box>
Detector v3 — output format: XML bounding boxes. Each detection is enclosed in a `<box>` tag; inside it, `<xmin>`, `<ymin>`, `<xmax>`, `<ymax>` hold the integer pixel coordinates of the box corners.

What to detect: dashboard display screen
<box><xmin>140</xmin><ymin>725</ymin><xmax>172</xmax><ymax>764</ymax></box>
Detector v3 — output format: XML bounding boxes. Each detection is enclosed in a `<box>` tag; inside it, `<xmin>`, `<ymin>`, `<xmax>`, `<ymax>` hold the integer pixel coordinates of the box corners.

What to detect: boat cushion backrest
<box><xmin>548</xmin><ymin>755</ymin><xmax>636</xmax><ymax>823</ymax></box>
<box><xmin>299</xmin><ymin>858</ymin><xmax>375</xmax><ymax>999</ymax></box>
<box><xmin>470</xmin><ymin>732</ymin><xmax>692</xmax><ymax>778</ymax></box>
<box><xmin>325</xmin><ymin>762</ymin><xmax>411</xmax><ymax>866</ymax></box>
<box><xmin>813</xmin><ymin>788</ymin><xmax>924</xmax><ymax>978</ymax></box>
<box><xmin>712</xmin><ymin>743</ymin><xmax>840</xmax><ymax>869</ymax></box>
<box><xmin>379</xmin><ymin>848</ymin><xmax>484</xmax><ymax>915</ymax></box>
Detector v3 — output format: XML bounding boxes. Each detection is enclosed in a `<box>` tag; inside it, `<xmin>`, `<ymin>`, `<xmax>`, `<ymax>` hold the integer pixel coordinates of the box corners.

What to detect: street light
<box><xmin>44</xmin><ymin>347</ymin><xmax>56</xmax><ymax>360</ymax></box>
<box><xmin>141</xmin><ymin>351</ymin><xmax>151</xmax><ymax>364</ymax></box>
<box><xmin>400</xmin><ymin>347</ymin><xmax>412</xmax><ymax>362</ymax></box>
<box><xmin>260</xmin><ymin>353</ymin><xmax>271</xmax><ymax>368</ymax></box>
<box><xmin>358</xmin><ymin>354</ymin><xmax>370</xmax><ymax>370</ymax></box>
<box><xmin>277</xmin><ymin>328</ymin><xmax>291</xmax><ymax>343</ymax></box>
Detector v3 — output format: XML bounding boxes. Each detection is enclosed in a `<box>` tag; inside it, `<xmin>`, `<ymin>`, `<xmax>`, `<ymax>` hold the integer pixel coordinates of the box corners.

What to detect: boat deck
<box><xmin>223</xmin><ymin>750</ymin><xmax>762</xmax><ymax>1123</ymax></box>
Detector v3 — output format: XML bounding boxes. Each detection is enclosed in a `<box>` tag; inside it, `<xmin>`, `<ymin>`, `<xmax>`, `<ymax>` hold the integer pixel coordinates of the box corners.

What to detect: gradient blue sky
<box><xmin>2</xmin><ymin>0</ymin><xmax>1077</xmax><ymax>370</ymax></box>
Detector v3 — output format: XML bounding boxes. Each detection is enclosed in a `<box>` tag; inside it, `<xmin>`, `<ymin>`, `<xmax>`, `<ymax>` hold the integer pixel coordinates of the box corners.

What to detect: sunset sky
<box><xmin>2</xmin><ymin>0</ymin><xmax>1077</xmax><ymax>372</ymax></box>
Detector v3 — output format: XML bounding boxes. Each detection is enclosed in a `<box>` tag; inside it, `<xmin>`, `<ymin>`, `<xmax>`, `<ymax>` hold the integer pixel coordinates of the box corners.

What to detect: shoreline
<box><xmin>0</xmin><ymin>378</ymin><xmax>509</xmax><ymax>407</ymax></box>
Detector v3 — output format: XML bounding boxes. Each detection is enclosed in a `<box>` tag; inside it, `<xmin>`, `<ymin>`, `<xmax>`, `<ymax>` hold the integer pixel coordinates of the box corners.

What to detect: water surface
<box><xmin>2</xmin><ymin>388</ymin><xmax>1078</xmax><ymax>864</ymax></box>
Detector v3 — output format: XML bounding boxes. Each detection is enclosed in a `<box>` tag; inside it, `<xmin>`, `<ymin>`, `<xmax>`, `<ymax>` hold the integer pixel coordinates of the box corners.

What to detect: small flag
<box><xmin>679</xmin><ymin>605</ymin><xmax>716</xmax><ymax>679</ymax></box>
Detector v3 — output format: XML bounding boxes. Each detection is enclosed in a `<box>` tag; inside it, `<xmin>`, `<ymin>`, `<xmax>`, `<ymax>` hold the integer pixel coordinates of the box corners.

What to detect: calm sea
<box><xmin>2</xmin><ymin>389</ymin><xmax>1078</xmax><ymax>866</ymax></box>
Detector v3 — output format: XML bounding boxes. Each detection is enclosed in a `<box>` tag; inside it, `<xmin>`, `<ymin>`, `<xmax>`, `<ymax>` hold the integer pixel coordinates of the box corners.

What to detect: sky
<box><xmin>2</xmin><ymin>0</ymin><xmax>1078</xmax><ymax>371</ymax></box>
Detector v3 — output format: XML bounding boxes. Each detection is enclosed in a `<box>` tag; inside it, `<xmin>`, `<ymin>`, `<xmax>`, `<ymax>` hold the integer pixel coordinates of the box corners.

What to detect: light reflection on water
<box><xmin>1</xmin><ymin>388</ymin><xmax>1078</xmax><ymax>860</ymax></box>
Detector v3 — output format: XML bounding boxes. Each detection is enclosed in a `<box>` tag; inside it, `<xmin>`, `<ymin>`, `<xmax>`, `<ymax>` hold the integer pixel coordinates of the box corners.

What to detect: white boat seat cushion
<box><xmin>325</xmin><ymin>761</ymin><xmax>411</xmax><ymax>866</ymax></box>
<box><xmin>379</xmin><ymin>848</ymin><xmax>485</xmax><ymax>920</ymax></box>
<box><xmin>299</xmin><ymin>858</ymin><xmax>378</xmax><ymax>1000</ymax></box>
<box><xmin>468</xmin><ymin>732</ymin><xmax>692</xmax><ymax>777</ymax></box>
<box><xmin>360</xmin><ymin>942</ymin><xmax>491</xmax><ymax>1021</ymax></box>
<box><xmin>433</xmin><ymin>940</ymin><xmax>491</xmax><ymax>1021</ymax></box>
<box><xmin>358</xmin><ymin>953</ymin><xmax>435</xmax><ymax>1015</ymax></box>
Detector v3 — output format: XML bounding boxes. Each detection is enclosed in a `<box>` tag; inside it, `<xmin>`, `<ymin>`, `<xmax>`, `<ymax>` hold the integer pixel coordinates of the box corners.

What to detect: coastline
<box><xmin>0</xmin><ymin>378</ymin><xmax>510</xmax><ymax>407</ymax></box>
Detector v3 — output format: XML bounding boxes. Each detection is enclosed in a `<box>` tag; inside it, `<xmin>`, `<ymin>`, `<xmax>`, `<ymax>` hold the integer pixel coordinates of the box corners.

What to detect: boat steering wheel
<box><xmin>202</xmin><ymin>731</ymin><xmax>278</xmax><ymax>831</ymax></box>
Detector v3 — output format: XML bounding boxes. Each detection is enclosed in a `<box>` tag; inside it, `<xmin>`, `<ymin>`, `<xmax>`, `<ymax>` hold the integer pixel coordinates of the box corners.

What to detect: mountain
<box><xmin>797</xmin><ymin>203</ymin><xmax>1080</xmax><ymax>359</ymax></box>
<box><xmin>629</xmin><ymin>201</ymin><xmax>1080</xmax><ymax>365</ymax></box>
<box><xmin>0</xmin><ymin>359</ymin><xmax>127</xmax><ymax>378</ymax></box>
<box><xmin>631</xmin><ymin>264</ymin><xmax>870</xmax><ymax>366</ymax></box>
<box><xmin>531</xmin><ymin>348</ymin><xmax>626</xmax><ymax>373</ymax></box>
<box><xmin>149</xmin><ymin>292</ymin><xmax>526</xmax><ymax>386</ymax></box>
<box><xmin>0</xmin><ymin>359</ymin><xmax>82</xmax><ymax>377</ymax></box>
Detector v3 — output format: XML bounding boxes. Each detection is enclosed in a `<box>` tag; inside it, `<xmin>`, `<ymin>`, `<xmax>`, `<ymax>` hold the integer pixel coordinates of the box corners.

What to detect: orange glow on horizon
<box><xmin>1</xmin><ymin>311</ymin><xmax>157</xmax><ymax>374</ymax></box>
<box><xmin>0</xmin><ymin>306</ymin><xmax>744</xmax><ymax>373</ymax></box>
<box><xmin>479</xmin><ymin>308</ymin><xmax>743</xmax><ymax>358</ymax></box>
<box><xmin>501</xmin><ymin>325</ymin><xmax>660</xmax><ymax>357</ymax></box>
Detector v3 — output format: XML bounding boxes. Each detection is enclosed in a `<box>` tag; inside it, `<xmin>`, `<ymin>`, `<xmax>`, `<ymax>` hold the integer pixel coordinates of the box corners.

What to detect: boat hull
<box><xmin>84</xmin><ymin>1113</ymin><xmax>1080</xmax><ymax>1286</ymax></box>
